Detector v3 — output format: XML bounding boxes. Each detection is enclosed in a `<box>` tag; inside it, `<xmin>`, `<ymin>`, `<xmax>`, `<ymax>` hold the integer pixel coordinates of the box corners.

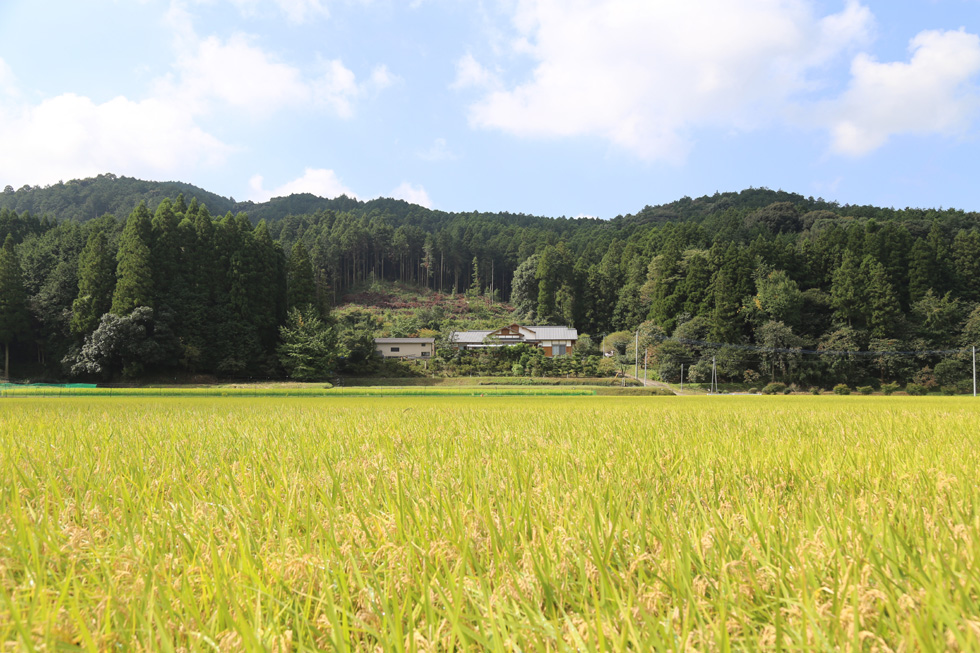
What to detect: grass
<box><xmin>0</xmin><ymin>385</ymin><xmax>598</xmax><ymax>397</ymax></box>
<box><xmin>2</xmin><ymin>396</ymin><xmax>980</xmax><ymax>650</ymax></box>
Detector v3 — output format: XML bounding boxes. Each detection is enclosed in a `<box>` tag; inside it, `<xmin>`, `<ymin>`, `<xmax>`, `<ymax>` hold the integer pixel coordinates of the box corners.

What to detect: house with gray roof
<box><xmin>450</xmin><ymin>324</ymin><xmax>578</xmax><ymax>357</ymax></box>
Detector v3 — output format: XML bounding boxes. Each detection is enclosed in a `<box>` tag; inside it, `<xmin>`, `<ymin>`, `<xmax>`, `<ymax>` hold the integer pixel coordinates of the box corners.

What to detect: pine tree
<box><xmin>0</xmin><ymin>234</ymin><xmax>29</xmax><ymax>379</ymax></box>
<box><xmin>864</xmin><ymin>258</ymin><xmax>901</xmax><ymax>338</ymax></box>
<box><xmin>150</xmin><ymin>198</ymin><xmax>181</xmax><ymax>312</ymax></box>
<box><xmin>71</xmin><ymin>230</ymin><xmax>116</xmax><ymax>335</ymax></box>
<box><xmin>287</xmin><ymin>240</ymin><xmax>317</xmax><ymax>313</ymax></box>
<box><xmin>709</xmin><ymin>268</ymin><xmax>741</xmax><ymax>343</ymax></box>
<box><xmin>908</xmin><ymin>237</ymin><xmax>939</xmax><ymax>304</ymax></box>
<box><xmin>830</xmin><ymin>250</ymin><xmax>865</xmax><ymax>327</ymax></box>
<box><xmin>250</xmin><ymin>219</ymin><xmax>282</xmax><ymax>349</ymax></box>
<box><xmin>952</xmin><ymin>229</ymin><xmax>980</xmax><ymax>302</ymax></box>
<box><xmin>111</xmin><ymin>203</ymin><xmax>154</xmax><ymax>315</ymax></box>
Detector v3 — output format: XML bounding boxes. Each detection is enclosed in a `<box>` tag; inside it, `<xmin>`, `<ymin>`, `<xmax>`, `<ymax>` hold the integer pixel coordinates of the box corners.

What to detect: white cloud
<box><xmin>161</xmin><ymin>6</ymin><xmax>390</xmax><ymax>120</ymax></box>
<box><xmin>0</xmin><ymin>94</ymin><xmax>232</xmax><ymax>188</ymax></box>
<box><xmin>196</xmin><ymin>0</ymin><xmax>330</xmax><ymax>24</ymax></box>
<box><xmin>825</xmin><ymin>29</ymin><xmax>980</xmax><ymax>155</ymax></box>
<box><xmin>391</xmin><ymin>182</ymin><xmax>432</xmax><ymax>208</ymax></box>
<box><xmin>166</xmin><ymin>33</ymin><xmax>312</xmax><ymax>117</ymax></box>
<box><xmin>465</xmin><ymin>0</ymin><xmax>874</xmax><ymax>160</ymax></box>
<box><xmin>249</xmin><ymin>168</ymin><xmax>357</xmax><ymax>201</ymax></box>
<box><xmin>0</xmin><ymin>58</ymin><xmax>16</xmax><ymax>93</ymax></box>
<box><xmin>418</xmin><ymin>137</ymin><xmax>456</xmax><ymax>161</ymax></box>
<box><xmin>452</xmin><ymin>53</ymin><xmax>499</xmax><ymax>90</ymax></box>
<box><xmin>270</xmin><ymin>0</ymin><xmax>330</xmax><ymax>23</ymax></box>
<box><xmin>310</xmin><ymin>61</ymin><xmax>394</xmax><ymax>118</ymax></box>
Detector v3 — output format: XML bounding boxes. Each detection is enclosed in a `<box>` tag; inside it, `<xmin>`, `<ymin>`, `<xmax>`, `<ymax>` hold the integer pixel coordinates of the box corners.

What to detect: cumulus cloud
<box><xmin>391</xmin><ymin>182</ymin><xmax>432</xmax><ymax>208</ymax></box>
<box><xmin>248</xmin><ymin>168</ymin><xmax>357</xmax><ymax>202</ymax></box>
<box><xmin>825</xmin><ymin>29</ymin><xmax>980</xmax><ymax>155</ymax></box>
<box><xmin>164</xmin><ymin>7</ymin><xmax>391</xmax><ymax>120</ymax></box>
<box><xmin>0</xmin><ymin>2</ymin><xmax>393</xmax><ymax>188</ymax></box>
<box><xmin>464</xmin><ymin>0</ymin><xmax>874</xmax><ymax>160</ymax></box>
<box><xmin>0</xmin><ymin>94</ymin><xmax>232</xmax><ymax>188</ymax></box>
<box><xmin>165</xmin><ymin>33</ymin><xmax>312</xmax><ymax>117</ymax></box>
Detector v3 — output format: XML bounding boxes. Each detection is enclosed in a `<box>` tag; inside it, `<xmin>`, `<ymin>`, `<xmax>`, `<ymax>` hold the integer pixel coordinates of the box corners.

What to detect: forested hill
<box><xmin>0</xmin><ymin>173</ymin><xmax>569</xmax><ymax>227</ymax></box>
<box><xmin>1</xmin><ymin>172</ymin><xmax>980</xmax><ymax>388</ymax></box>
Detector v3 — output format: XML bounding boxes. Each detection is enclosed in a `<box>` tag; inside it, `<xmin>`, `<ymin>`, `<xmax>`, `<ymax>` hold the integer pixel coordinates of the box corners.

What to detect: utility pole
<box><xmin>634</xmin><ymin>330</ymin><xmax>639</xmax><ymax>381</ymax></box>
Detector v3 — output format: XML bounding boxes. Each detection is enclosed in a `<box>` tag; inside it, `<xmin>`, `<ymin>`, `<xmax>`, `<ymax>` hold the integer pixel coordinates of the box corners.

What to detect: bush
<box><xmin>782</xmin><ymin>387</ymin><xmax>792</xmax><ymax>395</ymax></box>
<box><xmin>810</xmin><ymin>387</ymin><xmax>821</xmax><ymax>395</ymax></box>
<box><xmin>748</xmin><ymin>387</ymin><xmax>759</xmax><ymax>394</ymax></box>
<box><xmin>833</xmin><ymin>384</ymin><xmax>851</xmax><ymax>395</ymax></box>
<box><xmin>905</xmin><ymin>383</ymin><xmax>928</xmax><ymax>396</ymax></box>
<box><xmin>761</xmin><ymin>382</ymin><xmax>787</xmax><ymax>395</ymax></box>
<box><xmin>881</xmin><ymin>382</ymin><xmax>900</xmax><ymax>395</ymax></box>
<box><xmin>856</xmin><ymin>385</ymin><xmax>873</xmax><ymax>395</ymax></box>
<box><xmin>941</xmin><ymin>385</ymin><xmax>958</xmax><ymax>396</ymax></box>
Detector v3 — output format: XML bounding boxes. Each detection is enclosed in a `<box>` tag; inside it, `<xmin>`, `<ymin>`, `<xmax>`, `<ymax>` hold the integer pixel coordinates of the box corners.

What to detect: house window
<box><xmin>421</xmin><ymin>351</ymin><xmax>430</xmax><ymax>357</ymax></box>
<box><xmin>552</xmin><ymin>344</ymin><xmax>567</xmax><ymax>356</ymax></box>
<box><xmin>390</xmin><ymin>347</ymin><xmax>400</xmax><ymax>353</ymax></box>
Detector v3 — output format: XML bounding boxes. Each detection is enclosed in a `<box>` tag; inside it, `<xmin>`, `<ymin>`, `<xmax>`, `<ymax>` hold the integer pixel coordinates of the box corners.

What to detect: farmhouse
<box><xmin>374</xmin><ymin>337</ymin><xmax>435</xmax><ymax>359</ymax></box>
<box><xmin>450</xmin><ymin>324</ymin><xmax>578</xmax><ymax>357</ymax></box>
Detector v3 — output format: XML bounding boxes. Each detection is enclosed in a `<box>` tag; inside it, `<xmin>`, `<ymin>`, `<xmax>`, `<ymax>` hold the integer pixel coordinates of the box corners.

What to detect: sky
<box><xmin>0</xmin><ymin>0</ymin><xmax>978</xmax><ymax>218</ymax></box>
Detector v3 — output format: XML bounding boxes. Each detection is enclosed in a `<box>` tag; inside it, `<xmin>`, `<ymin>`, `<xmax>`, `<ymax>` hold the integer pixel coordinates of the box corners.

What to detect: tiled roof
<box><xmin>450</xmin><ymin>330</ymin><xmax>493</xmax><ymax>344</ymax></box>
<box><xmin>451</xmin><ymin>325</ymin><xmax>578</xmax><ymax>344</ymax></box>
<box><xmin>524</xmin><ymin>326</ymin><xmax>578</xmax><ymax>340</ymax></box>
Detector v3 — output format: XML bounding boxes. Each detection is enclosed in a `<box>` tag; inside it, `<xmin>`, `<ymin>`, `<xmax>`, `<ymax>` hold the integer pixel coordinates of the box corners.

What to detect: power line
<box><xmin>648</xmin><ymin>333</ymin><xmax>969</xmax><ymax>358</ymax></box>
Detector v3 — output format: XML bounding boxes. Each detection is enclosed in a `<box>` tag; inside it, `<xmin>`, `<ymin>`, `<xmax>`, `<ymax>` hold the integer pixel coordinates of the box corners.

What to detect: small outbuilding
<box><xmin>373</xmin><ymin>337</ymin><xmax>436</xmax><ymax>359</ymax></box>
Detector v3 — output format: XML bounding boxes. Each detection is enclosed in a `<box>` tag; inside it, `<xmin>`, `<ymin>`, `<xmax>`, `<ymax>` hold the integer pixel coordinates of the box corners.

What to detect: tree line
<box><xmin>0</xmin><ymin>187</ymin><xmax>978</xmax><ymax>387</ymax></box>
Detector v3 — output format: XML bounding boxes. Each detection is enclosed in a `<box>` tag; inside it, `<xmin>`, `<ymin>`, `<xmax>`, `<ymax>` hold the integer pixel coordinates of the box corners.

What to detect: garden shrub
<box><xmin>833</xmin><ymin>384</ymin><xmax>851</xmax><ymax>395</ymax></box>
<box><xmin>761</xmin><ymin>382</ymin><xmax>786</xmax><ymax>395</ymax></box>
<box><xmin>856</xmin><ymin>386</ymin><xmax>873</xmax><ymax>395</ymax></box>
<box><xmin>905</xmin><ymin>383</ymin><xmax>928</xmax><ymax>396</ymax></box>
<box><xmin>881</xmin><ymin>382</ymin><xmax>900</xmax><ymax>395</ymax></box>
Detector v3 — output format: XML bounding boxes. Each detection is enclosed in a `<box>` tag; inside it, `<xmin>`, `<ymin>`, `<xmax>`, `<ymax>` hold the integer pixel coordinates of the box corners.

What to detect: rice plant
<box><xmin>2</xmin><ymin>396</ymin><xmax>979</xmax><ymax>650</ymax></box>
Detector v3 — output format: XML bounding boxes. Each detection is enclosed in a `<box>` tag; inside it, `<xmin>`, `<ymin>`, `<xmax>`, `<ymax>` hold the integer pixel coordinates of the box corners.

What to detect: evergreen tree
<box><xmin>830</xmin><ymin>250</ymin><xmax>865</xmax><ymax>327</ymax></box>
<box><xmin>111</xmin><ymin>202</ymin><xmax>154</xmax><ymax>315</ymax></box>
<box><xmin>908</xmin><ymin>237</ymin><xmax>939</xmax><ymax>304</ymax></box>
<box><xmin>70</xmin><ymin>230</ymin><xmax>116</xmax><ymax>335</ymax></box>
<box><xmin>287</xmin><ymin>240</ymin><xmax>317</xmax><ymax>313</ymax></box>
<box><xmin>645</xmin><ymin>246</ymin><xmax>683</xmax><ymax>332</ymax></box>
<box><xmin>709</xmin><ymin>268</ymin><xmax>741</xmax><ymax>343</ymax></box>
<box><xmin>150</xmin><ymin>198</ymin><xmax>181</xmax><ymax>312</ymax></box>
<box><xmin>250</xmin><ymin>219</ymin><xmax>282</xmax><ymax>349</ymax></box>
<box><xmin>864</xmin><ymin>258</ymin><xmax>901</xmax><ymax>339</ymax></box>
<box><xmin>952</xmin><ymin>229</ymin><xmax>980</xmax><ymax>302</ymax></box>
<box><xmin>0</xmin><ymin>234</ymin><xmax>29</xmax><ymax>379</ymax></box>
<box><xmin>680</xmin><ymin>253</ymin><xmax>713</xmax><ymax>317</ymax></box>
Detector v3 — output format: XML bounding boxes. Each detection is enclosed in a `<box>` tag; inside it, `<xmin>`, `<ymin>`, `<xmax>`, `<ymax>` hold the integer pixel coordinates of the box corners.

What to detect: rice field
<box><xmin>0</xmin><ymin>386</ymin><xmax>598</xmax><ymax>398</ymax></box>
<box><xmin>2</xmin><ymin>396</ymin><xmax>980</xmax><ymax>650</ymax></box>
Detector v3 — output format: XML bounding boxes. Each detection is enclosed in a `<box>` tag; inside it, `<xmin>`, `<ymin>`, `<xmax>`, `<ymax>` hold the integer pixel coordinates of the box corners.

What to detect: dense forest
<box><xmin>0</xmin><ymin>175</ymin><xmax>978</xmax><ymax>389</ymax></box>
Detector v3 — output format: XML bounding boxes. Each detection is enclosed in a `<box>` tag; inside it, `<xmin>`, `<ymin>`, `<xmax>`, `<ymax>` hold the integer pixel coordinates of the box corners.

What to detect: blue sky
<box><xmin>0</xmin><ymin>0</ymin><xmax>978</xmax><ymax>218</ymax></box>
